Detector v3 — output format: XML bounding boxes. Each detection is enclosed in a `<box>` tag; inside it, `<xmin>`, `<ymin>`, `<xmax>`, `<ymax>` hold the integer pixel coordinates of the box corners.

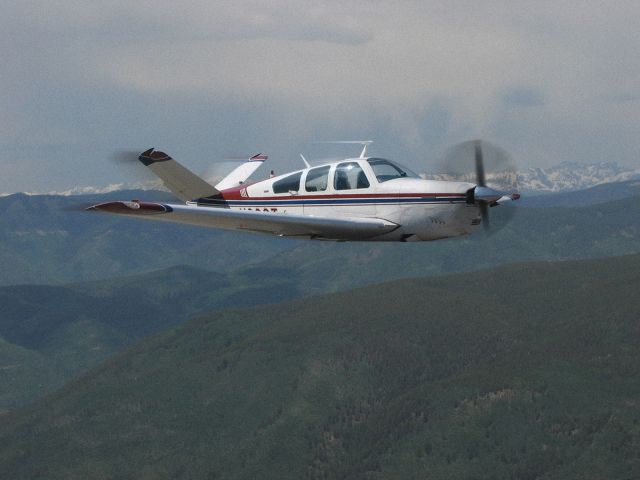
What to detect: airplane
<box><xmin>87</xmin><ymin>140</ymin><xmax>520</xmax><ymax>242</ymax></box>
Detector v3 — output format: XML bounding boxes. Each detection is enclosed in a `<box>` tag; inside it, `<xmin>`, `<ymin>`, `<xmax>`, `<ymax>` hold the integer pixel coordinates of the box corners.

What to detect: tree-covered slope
<box><xmin>0</xmin><ymin>265</ymin><xmax>302</xmax><ymax>410</ymax></box>
<box><xmin>1</xmin><ymin>254</ymin><xmax>639</xmax><ymax>479</ymax></box>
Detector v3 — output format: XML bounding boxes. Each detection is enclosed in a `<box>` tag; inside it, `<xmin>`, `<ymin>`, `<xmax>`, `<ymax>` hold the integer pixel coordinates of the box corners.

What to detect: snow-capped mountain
<box><xmin>426</xmin><ymin>161</ymin><xmax>640</xmax><ymax>193</ymax></box>
<box><xmin>0</xmin><ymin>179</ymin><xmax>166</xmax><ymax>197</ymax></box>
<box><xmin>516</xmin><ymin>162</ymin><xmax>640</xmax><ymax>193</ymax></box>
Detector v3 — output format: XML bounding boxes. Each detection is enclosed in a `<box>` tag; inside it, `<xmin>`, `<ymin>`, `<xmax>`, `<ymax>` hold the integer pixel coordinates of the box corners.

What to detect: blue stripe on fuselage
<box><xmin>196</xmin><ymin>196</ymin><xmax>467</xmax><ymax>207</ymax></box>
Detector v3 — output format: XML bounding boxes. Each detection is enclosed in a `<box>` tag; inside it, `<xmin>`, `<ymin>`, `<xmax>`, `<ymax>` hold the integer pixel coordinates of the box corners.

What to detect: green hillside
<box><xmin>1</xmin><ymin>254</ymin><xmax>639</xmax><ymax>479</ymax></box>
<box><xmin>0</xmin><ymin>265</ymin><xmax>302</xmax><ymax>410</ymax></box>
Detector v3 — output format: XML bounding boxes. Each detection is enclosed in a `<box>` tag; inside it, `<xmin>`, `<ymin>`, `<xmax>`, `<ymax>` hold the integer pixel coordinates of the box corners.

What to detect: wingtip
<box><xmin>138</xmin><ymin>148</ymin><xmax>172</xmax><ymax>166</ymax></box>
<box><xmin>86</xmin><ymin>201</ymin><xmax>172</xmax><ymax>214</ymax></box>
<box><xmin>250</xmin><ymin>153</ymin><xmax>268</xmax><ymax>161</ymax></box>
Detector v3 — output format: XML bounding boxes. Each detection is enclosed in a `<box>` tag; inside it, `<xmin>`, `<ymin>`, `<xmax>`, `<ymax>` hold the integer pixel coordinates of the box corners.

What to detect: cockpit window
<box><xmin>367</xmin><ymin>158</ymin><xmax>419</xmax><ymax>183</ymax></box>
<box><xmin>305</xmin><ymin>165</ymin><xmax>330</xmax><ymax>192</ymax></box>
<box><xmin>334</xmin><ymin>162</ymin><xmax>370</xmax><ymax>190</ymax></box>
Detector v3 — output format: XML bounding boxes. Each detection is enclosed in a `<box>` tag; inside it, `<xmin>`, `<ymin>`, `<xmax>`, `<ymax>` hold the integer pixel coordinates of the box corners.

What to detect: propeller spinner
<box><xmin>436</xmin><ymin>140</ymin><xmax>520</xmax><ymax>232</ymax></box>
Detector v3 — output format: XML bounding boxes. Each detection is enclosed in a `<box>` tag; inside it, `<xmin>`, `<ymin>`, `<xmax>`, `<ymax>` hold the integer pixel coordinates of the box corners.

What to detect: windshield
<box><xmin>367</xmin><ymin>158</ymin><xmax>419</xmax><ymax>183</ymax></box>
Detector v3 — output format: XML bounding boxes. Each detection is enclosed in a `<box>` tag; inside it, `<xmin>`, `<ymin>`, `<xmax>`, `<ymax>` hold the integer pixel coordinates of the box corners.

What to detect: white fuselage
<box><xmin>216</xmin><ymin>157</ymin><xmax>481</xmax><ymax>241</ymax></box>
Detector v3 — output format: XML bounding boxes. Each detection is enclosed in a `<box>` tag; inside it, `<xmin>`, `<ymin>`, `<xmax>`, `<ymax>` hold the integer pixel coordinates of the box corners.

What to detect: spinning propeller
<box><xmin>108</xmin><ymin>149</ymin><xmax>160</xmax><ymax>184</ymax></box>
<box><xmin>435</xmin><ymin>140</ymin><xmax>520</xmax><ymax>232</ymax></box>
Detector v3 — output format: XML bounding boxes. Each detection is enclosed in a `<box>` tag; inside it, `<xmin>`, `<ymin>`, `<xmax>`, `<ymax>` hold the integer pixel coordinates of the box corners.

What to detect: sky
<box><xmin>2</xmin><ymin>0</ymin><xmax>640</xmax><ymax>193</ymax></box>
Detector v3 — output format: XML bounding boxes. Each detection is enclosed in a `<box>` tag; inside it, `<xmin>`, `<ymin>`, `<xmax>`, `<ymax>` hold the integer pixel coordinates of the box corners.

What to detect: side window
<box><xmin>334</xmin><ymin>162</ymin><xmax>370</xmax><ymax>190</ymax></box>
<box><xmin>305</xmin><ymin>166</ymin><xmax>330</xmax><ymax>192</ymax></box>
<box><xmin>273</xmin><ymin>172</ymin><xmax>302</xmax><ymax>194</ymax></box>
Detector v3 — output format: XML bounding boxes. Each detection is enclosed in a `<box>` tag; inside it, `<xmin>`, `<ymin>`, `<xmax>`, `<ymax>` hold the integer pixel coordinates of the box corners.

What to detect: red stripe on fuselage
<box><xmin>220</xmin><ymin>191</ymin><xmax>464</xmax><ymax>201</ymax></box>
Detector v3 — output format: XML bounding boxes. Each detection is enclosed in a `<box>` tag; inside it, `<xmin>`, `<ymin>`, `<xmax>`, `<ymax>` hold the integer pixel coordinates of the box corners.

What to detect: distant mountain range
<box><xmin>0</xmin><ymin>190</ymin><xmax>293</xmax><ymax>286</ymax></box>
<box><xmin>521</xmin><ymin>179</ymin><xmax>640</xmax><ymax>207</ymax></box>
<box><xmin>515</xmin><ymin>161</ymin><xmax>640</xmax><ymax>193</ymax></box>
<box><xmin>1</xmin><ymin>254</ymin><xmax>638</xmax><ymax>479</ymax></box>
<box><xmin>3</xmin><ymin>161</ymin><xmax>639</xmax><ymax>197</ymax></box>
<box><xmin>428</xmin><ymin>161</ymin><xmax>640</xmax><ymax>193</ymax></box>
<box><xmin>1</xmin><ymin>186</ymin><xmax>639</xmax><ymax>288</ymax></box>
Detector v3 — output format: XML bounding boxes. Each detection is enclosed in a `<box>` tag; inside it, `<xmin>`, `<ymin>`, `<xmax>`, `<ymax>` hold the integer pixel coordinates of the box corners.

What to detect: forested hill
<box><xmin>1</xmin><ymin>254</ymin><xmax>639</xmax><ymax>479</ymax></box>
<box><xmin>0</xmin><ymin>265</ymin><xmax>301</xmax><ymax>411</ymax></box>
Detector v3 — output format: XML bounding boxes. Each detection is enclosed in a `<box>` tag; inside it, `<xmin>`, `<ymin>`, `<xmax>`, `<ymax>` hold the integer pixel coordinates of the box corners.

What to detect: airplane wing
<box><xmin>87</xmin><ymin>201</ymin><xmax>399</xmax><ymax>240</ymax></box>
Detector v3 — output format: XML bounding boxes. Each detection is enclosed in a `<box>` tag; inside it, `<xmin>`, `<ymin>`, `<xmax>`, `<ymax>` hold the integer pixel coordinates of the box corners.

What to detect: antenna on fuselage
<box><xmin>313</xmin><ymin>140</ymin><xmax>374</xmax><ymax>159</ymax></box>
<box><xmin>359</xmin><ymin>141</ymin><xmax>373</xmax><ymax>158</ymax></box>
<box><xmin>299</xmin><ymin>154</ymin><xmax>311</xmax><ymax>168</ymax></box>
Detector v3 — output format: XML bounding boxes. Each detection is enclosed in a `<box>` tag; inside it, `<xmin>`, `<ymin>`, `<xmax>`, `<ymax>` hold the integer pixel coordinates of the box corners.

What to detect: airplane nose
<box><xmin>473</xmin><ymin>186</ymin><xmax>504</xmax><ymax>204</ymax></box>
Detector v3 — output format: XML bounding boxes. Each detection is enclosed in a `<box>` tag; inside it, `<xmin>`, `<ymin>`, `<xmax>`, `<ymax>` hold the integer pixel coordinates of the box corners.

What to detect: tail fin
<box><xmin>215</xmin><ymin>153</ymin><xmax>267</xmax><ymax>191</ymax></box>
<box><xmin>139</xmin><ymin>148</ymin><xmax>220</xmax><ymax>202</ymax></box>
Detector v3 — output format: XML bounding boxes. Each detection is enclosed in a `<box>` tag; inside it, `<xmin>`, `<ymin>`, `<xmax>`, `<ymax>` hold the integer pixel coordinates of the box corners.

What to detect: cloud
<box><xmin>1</xmin><ymin>1</ymin><xmax>640</xmax><ymax>192</ymax></box>
<box><xmin>501</xmin><ymin>87</ymin><xmax>545</xmax><ymax>107</ymax></box>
